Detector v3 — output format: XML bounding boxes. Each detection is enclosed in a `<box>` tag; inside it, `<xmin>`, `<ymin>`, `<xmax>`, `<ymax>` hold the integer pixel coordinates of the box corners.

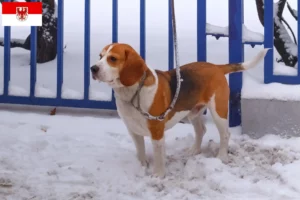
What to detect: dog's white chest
<box><xmin>116</xmin><ymin>99</ymin><xmax>151</xmax><ymax>136</ymax></box>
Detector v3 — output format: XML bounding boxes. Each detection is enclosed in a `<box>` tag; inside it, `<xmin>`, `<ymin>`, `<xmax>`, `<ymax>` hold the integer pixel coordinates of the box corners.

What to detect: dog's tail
<box><xmin>218</xmin><ymin>48</ymin><xmax>270</xmax><ymax>75</ymax></box>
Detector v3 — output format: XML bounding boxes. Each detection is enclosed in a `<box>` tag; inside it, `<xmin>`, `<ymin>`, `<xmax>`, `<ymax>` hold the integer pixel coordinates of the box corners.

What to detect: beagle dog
<box><xmin>90</xmin><ymin>43</ymin><xmax>269</xmax><ymax>178</ymax></box>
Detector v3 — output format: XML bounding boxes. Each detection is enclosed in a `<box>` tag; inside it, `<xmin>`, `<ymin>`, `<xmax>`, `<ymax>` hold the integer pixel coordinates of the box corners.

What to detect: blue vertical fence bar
<box><xmin>197</xmin><ymin>0</ymin><xmax>206</xmax><ymax>62</ymax></box>
<box><xmin>228</xmin><ymin>0</ymin><xmax>244</xmax><ymax>127</ymax></box>
<box><xmin>111</xmin><ymin>0</ymin><xmax>118</xmax><ymax>103</ymax></box>
<box><xmin>140</xmin><ymin>0</ymin><xmax>146</xmax><ymax>60</ymax></box>
<box><xmin>112</xmin><ymin>0</ymin><xmax>118</xmax><ymax>43</ymax></box>
<box><xmin>30</xmin><ymin>0</ymin><xmax>38</xmax><ymax>98</ymax></box>
<box><xmin>3</xmin><ymin>26</ymin><xmax>10</xmax><ymax>96</ymax></box>
<box><xmin>57</xmin><ymin>0</ymin><xmax>64</xmax><ymax>99</ymax></box>
<box><xmin>3</xmin><ymin>0</ymin><xmax>11</xmax><ymax>96</ymax></box>
<box><xmin>197</xmin><ymin>0</ymin><xmax>207</xmax><ymax>115</ymax></box>
<box><xmin>168</xmin><ymin>0</ymin><xmax>174</xmax><ymax>70</ymax></box>
<box><xmin>84</xmin><ymin>0</ymin><xmax>91</xmax><ymax>100</ymax></box>
<box><xmin>263</xmin><ymin>0</ymin><xmax>273</xmax><ymax>84</ymax></box>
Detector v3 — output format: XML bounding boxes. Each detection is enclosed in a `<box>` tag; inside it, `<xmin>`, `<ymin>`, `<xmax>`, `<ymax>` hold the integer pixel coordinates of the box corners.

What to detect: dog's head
<box><xmin>90</xmin><ymin>43</ymin><xmax>147</xmax><ymax>88</ymax></box>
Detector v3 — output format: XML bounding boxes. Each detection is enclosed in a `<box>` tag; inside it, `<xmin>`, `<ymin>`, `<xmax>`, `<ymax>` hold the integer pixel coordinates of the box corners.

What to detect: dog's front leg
<box><xmin>151</xmin><ymin>135</ymin><xmax>166</xmax><ymax>178</ymax></box>
<box><xmin>129</xmin><ymin>131</ymin><xmax>148</xmax><ymax>167</ymax></box>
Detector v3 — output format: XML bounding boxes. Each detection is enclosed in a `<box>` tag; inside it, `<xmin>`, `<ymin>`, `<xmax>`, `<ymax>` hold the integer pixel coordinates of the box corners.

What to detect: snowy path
<box><xmin>0</xmin><ymin>109</ymin><xmax>299</xmax><ymax>200</ymax></box>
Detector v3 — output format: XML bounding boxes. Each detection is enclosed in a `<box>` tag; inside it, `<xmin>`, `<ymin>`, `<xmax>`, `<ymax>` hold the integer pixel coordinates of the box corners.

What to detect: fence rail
<box><xmin>1</xmin><ymin>0</ymin><xmax>299</xmax><ymax>127</ymax></box>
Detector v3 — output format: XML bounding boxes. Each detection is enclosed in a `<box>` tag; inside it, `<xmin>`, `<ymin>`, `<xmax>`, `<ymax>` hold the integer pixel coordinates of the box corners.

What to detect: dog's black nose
<box><xmin>90</xmin><ymin>65</ymin><xmax>99</xmax><ymax>73</ymax></box>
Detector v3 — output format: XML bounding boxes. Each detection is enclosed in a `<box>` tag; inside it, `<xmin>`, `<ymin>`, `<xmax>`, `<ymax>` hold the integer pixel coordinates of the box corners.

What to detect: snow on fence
<box><xmin>0</xmin><ymin>0</ymin><xmax>299</xmax><ymax>127</ymax></box>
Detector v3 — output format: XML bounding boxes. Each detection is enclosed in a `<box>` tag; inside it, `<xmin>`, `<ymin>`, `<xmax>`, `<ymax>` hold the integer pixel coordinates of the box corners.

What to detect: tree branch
<box><xmin>287</xmin><ymin>2</ymin><xmax>298</xmax><ymax>21</ymax></box>
<box><xmin>281</xmin><ymin>17</ymin><xmax>297</xmax><ymax>44</ymax></box>
<box><xmin>255</xmin><ymin>0</ymin><xmax>264</xmax><ymax>26</ymax></box>
<box><xmin>255</xmin><ymin>0</ymin><xmax>298</xmax><ymax>67</ymax></box>
<box><xmin>277</xmin><ymin>0</ymin><xmax>287</xmax><ymax>17</ymax></box>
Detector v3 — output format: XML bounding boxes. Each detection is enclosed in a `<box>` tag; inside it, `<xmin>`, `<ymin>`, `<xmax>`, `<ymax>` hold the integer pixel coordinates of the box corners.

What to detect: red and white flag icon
<box><xmin>1</xmin><ymin>2</ymin><xmax>42</xmax><ymax>26</ymax></box>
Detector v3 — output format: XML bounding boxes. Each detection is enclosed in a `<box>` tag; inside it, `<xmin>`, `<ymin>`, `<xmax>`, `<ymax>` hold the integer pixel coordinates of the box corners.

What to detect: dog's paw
<box><xmin>188</xmin><ymin>145</ymin><xmax>201</xmax><ymax>156</ymax></box>
<box><xmin>151</xmin><ymin>171</ymin><xmax>166</xmax><ymax>179</ymax></box>
<box><xmin>152</xmin><ymin>167</ymin><xmax>166</xmax><ymax>179</ymax></box>
<box><xmin>137</xmin><ymin>154</ymin><xmax>149</xmax><ymax>168</ymax></box>
<box><xmin>137</xmin><ymin>155</ymin><xmax>149</xmax><ymax>169</ymax></box>
<box><xmin>217</xmin><ymin>153</ymin><xmax>229</xmax><ymax>164</ymax></box>
<box><xmin>140</xmin><ymin>159</ymin><xmax>149</xmax><ymax>168</ymax></box>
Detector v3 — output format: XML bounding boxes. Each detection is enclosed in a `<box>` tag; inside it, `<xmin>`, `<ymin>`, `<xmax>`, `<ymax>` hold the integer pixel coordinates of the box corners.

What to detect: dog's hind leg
<box><xmin>208</xmin><ymin>88</ymin><xmax>230</xmax><ymax>164</ymax></box>
<box><xmin>187</xmin><ymin>107</ymin><xmax>207</xmax><ymax>156</ymax></box>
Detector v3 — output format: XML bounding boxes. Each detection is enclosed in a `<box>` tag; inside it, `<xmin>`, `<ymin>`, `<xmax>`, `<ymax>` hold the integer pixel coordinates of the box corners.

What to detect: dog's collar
<box><xmin>129</xmin><ymin>71</ymin><xmax>166</xmax><ymax>121</ymax></box>
<box><xmin>130</xmin><ymin>71</ymin><xmax>147</xmax><ymax>110</ymax></box>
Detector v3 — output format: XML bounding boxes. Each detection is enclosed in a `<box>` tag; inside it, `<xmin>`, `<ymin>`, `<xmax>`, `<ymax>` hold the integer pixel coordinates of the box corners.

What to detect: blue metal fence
<box><xmin>264</xmin><ymin>0</ymin><xmax>300</xmax><ymax>84</ymax></box>
<box><xmin>1</xmin><ymin>0</ymin><xmax>299</xmax><ymax>127</ymax></box>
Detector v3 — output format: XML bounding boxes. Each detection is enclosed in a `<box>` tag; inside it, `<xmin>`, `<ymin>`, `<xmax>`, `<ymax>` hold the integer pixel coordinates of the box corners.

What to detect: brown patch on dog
<box><xmin>147</xmin><ymin>71</ymin><xmax>173</xmax><ymax>140</ymax></box>
<box><xmin>99</xmin><ymin>43</ymin><xmax>156</xmax><ymax>87</ymax></box>
<box><xmin>119</xmin><ymin>49</ymin><xmax>146</xmax><ymax>86</ymax></box>
<box><xmin>214</xmin><ymin>80</ymin><xmax>230</xmax><ymax>119</ymax></box>
<box><xmin>147</xmin><ymin>61</ymin><xmax>234</xmax><ymax>140</ymax></box>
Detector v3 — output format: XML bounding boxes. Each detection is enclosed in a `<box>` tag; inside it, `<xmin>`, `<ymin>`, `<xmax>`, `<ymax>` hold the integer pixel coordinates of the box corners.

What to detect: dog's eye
<box><xmin>99</xmin><ymin>55</ymin><xmax>103</xmax><ymax>60</ymax></box>
<box><xmin>110</xmin><ymin>56</ymin><xmax>117</xmax><ymax>62</ymax></box>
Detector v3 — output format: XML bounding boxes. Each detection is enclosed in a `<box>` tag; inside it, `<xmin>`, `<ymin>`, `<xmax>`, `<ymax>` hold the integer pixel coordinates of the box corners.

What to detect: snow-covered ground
<box><xmin>0</xmin><ymin>107</ymin><xmax>300</xmax><ymax>200</ymax></box>
<box><xmin>0</xmin><ymin>0</ymin><xmax>300</xmax><ymax>199</ymax></box>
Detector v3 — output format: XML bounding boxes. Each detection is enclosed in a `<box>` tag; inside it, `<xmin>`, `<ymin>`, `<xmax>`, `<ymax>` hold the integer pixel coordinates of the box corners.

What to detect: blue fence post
<box><xmin>30</xmin><ymin>0</ymin><xmax>38</xmax><ymax>98</ymax></box>
<box><xmin>197</xmin><ymin>0</ymin><xmax>208</xmax><ymax>115</ymax></box>
<box><xmin>197</xmin><ymin>0</ymin><xmax>206</xmax><ymax>62</ymax></box>
<box><xmin>57</xmin><ymin>0</ymin><xmax>64</xmax><ymax>99</ymax></box>
<box><xmin>168</xmin><ymin>0</ymin><xmax>174</xmax><ymax>71</ymax></box>
<box><xmin>111</xmin><ymin>0</ymin><xmax>118</xmax><ymax>104</ymax></box>
<box><xmin>140</xmin><ymin>0</ymin><xmax>146</xmax><ymax>60</ymax></box>
<box><xmin>84</xmin><ymin>0</ymin><xmax>91</xmax><ymax>100</ymax></box>
<box><xmin>3</xmin><ymin>27</ymin><xmax>10</xmax><ymax>96</ymax></box>
<box><xmin>228</xmin><ymin>0</ymin><xmax>244</xmax><ymax>127</ymax></box>
<box><xmin>3</xmin><ymin>0</ymin><xmax>11</xmax><ymax>96</ymax></box>
<box><xmin>112</xmin><ymin>0</ymin><xmax>118</xmax><ymax>43</ymax></box>
<box><xmin>264</xmin><ymin>0</ymin><xmax>273</xmax><ymax>84</ymax></box>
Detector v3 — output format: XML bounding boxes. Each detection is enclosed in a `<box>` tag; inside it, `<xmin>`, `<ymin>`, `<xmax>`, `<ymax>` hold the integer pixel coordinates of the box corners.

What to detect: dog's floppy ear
<box><xmin>119</xmin><ymin>48</ymin><xmax>145</xmax><ymax>87</ymax></box>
